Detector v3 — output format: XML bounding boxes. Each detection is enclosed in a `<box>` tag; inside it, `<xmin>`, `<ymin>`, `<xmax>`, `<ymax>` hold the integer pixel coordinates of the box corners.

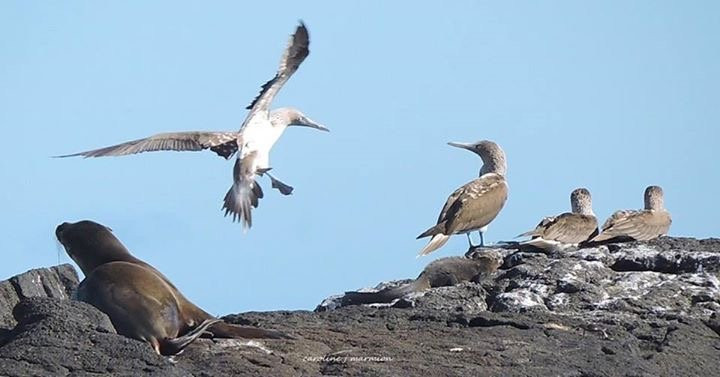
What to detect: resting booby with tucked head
<box><xmin>517</xmin><ymin>188</ymin><xmax>598</xmax><ymax>251</ymax></box>
<box><xmin>590</xmin><ymin>185</ymin><xmax>671</xmax><ymax>242</ymax></box>
<box><xmin>56</xmin><ymin>22</ymin><xmax>328</xmax><ymax>229</ymax></box>
<box><xmin>417</xmin><ymin>140</ymin><xmax>508</xmax><ymax>256</ymax></box>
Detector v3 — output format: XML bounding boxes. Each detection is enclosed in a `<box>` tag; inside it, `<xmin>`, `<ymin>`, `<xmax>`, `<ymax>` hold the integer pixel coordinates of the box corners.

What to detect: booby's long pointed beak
<box><xmin>447</xmin><ymin>141</ymin><xmax>474</xmax><ymax>151</ymax></box>
<box><xmin>292</xmin><ymin>116</ymin><xmax>330</xmax><ymax>132</ymax></box>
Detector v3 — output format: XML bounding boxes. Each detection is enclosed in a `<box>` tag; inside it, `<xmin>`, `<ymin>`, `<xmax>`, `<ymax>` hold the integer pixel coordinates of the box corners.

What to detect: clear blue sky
<box><xmin>1</xmin><ymin>1</ymin><xmax>718</xmax><ymax>315</ymax></box>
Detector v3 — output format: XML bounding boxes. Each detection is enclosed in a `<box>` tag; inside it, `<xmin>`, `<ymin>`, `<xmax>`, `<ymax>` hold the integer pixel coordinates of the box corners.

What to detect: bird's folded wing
<box><xmin>541</xmin><ymin>213</ymin><xmax>597</xmax><ymax>244</ymax></box>
<box><xmin>442</xmin><ymin>174</ymin><xmax>507</xmax><ymax>233</ymax></box>
<box><xmin>598</xmin><ymin>211</ymin><xmax>669</xmax><ymax>241</ymax></box>
<box><xmin>600</xmin><ymin>210</ymin><xmax>635</xmax><ymax>230</ymax></box>
<box><xmin>56</xmin><ymin>131</ymin><xmax>239</xmax><ymax>159</ymax></box>
<box><xmin>436</xmin><ymin>186</ymin><xmax>465</xmax><ymax>224</ymax></box>
<box><xmin>436</xmin><ymin>174</ymin><xmax>505</xmax><ymax>224</ymax></box>
<box><xmin>517</xmin><ymin>216</ymin><xmax>556</xmax><ymax>238</ymax></box>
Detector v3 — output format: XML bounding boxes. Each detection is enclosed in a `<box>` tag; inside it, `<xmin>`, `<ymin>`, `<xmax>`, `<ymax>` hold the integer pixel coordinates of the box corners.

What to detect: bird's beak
<box><xmin>447</xmin><ymin>141</ymin><xmax>474</xmax><ymax>151</ymax></box>
<box><xmin>292</xmin><ymin>115</ymin><xmax>330</xmax><ymax>132</ymax></box>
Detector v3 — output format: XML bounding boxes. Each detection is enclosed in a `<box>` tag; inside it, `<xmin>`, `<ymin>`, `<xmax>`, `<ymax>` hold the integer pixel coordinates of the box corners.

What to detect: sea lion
<box><xmin>55</xmin><ymin>220</ymin><xmax>290</xmax><ymax>355</ymax></box>
<box><xmin>339</xmin><ymin>250</ymin><xmax>503</xmax><ymax>306</ymax></box>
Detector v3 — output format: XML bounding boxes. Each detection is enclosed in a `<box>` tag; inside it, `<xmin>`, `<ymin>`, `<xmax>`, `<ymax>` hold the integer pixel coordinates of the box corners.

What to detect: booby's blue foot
<box><xmin>466</xmin><ymin>233</ymin><xmax>476</xmax><ymax>248</ymax></box>
<box><xmin>266</xmin><ymin>173</ymin><xmax>294</xmax><ymax>195</ymax></box>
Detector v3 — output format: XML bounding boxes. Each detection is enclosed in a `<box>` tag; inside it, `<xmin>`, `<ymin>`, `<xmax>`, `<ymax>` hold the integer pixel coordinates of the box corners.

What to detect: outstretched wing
<box><xmin>55</xmin><ymin>131</ymin><xmax>240</xmax><ymax>159</ymax></box>
<box><xmin>241</xmin><ymin>22</ymin><xmax>310</xmax><ymax>129</ymax></box>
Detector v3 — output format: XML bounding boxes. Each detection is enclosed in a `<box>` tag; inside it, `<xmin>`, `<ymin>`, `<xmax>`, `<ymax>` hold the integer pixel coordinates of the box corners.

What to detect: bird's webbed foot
<box><xmin>266</xmin><ymin>172</ymin><xmax>294</xmax><ymax>195</ymax></box>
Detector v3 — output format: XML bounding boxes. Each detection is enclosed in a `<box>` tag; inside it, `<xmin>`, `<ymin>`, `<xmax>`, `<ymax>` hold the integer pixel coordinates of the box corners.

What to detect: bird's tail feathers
<box><xmin>418</xmin><ymin>233</ymin><xmax>450</xmax><ymax>256</ymax></box>
<box><xmin>222</xmin><ymin>179</ymin><xmax>263</xmax><ymax>229</ymax></box>
<box><xmin>515</xmin><ymin>229</ymin><xmax>536</xmax><ymax>239</ymax></box>
<box><xmin>416</xmin><ymin>222</ymin><xmax>445</xmax><ymax>239</ymax></box>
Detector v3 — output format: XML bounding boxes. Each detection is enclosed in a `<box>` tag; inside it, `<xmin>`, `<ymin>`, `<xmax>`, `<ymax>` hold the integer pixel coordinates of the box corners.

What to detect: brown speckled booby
<box><xmin>590</xmin><ymin>185</ymin><xmax>671</xmax><ymax>242</ymax></box>
<box><xmin>517</xmin><ymin>188</ymin><xmax>598</xmax><ymax>251</ymax></box>
<box><xmin>417</xmin><ymin>140</ymin><xmax>508</xmax><ymax>256</ymax></box>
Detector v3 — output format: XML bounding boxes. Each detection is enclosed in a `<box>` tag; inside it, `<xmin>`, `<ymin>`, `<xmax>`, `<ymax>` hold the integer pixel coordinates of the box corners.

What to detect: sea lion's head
<box><xmin>56</xmin><ymin>220</ymin><xmax>134</xmax><ymax>276</ymax></box>
<box><xmin>465</xmin><ymin>249</ymin><xmax>504</xmax><ymax>272</ymax></box>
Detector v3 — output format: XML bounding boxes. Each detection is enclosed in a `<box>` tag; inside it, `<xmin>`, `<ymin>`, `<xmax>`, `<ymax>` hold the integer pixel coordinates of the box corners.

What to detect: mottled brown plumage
<box><xmin>591</xmin><ymin>209</ymin><xmax>672</xmax><ymax>242</ymax></box>
<box><xmin>591</xmin><ymin>185</ymin><xmax>672</xmax><ymax>242</ymax></box>
<box><xmin>518</xmin><ymin>188</ymin><xmax>598</xmax><ymax>250</ymax></box>
<box><xmin>421</xmin><ymin>174</ymin><xmax>508</xmax><ymax>237</ymax></box>
<box><xmin>418</xmin><ymin>140</ymin><xmax>508</xmax><ymax>256</ymax></box>
<box><xmin>522</xmin><ymin>213</ymin><xmax>598</xmax><ymax>243</ymax></box>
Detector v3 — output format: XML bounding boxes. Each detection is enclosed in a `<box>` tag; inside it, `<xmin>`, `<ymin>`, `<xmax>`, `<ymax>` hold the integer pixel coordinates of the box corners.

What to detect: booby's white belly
<box><xmin>456</xmin><ymin>225</ymin><xmax>489</xmax><ymax>235</ymax></box>
<box><xmin>239</xmin><ymin>116</ymin><xmax>284</xmax><ymax>169</ymax></box>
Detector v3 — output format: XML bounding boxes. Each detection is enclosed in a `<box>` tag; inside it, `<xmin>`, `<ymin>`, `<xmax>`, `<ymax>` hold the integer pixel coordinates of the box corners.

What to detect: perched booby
<box><xmin>56</xmin><ymin>22</ymin><xmax>328</xmax><ymax>229</ymax></box>
<box><xmin>516</xmin><ymin>188</ymin><xmax>598</xmax><ymax>251</ymax></box>
<box><xmin>590</xmin><ymin>185</ymin><xmax>672</xmax><ymax>242</ymax></box>
<box><xmin>417</xmin><ymin>140</ymin><xmax>508</xmax><ymax>256</ymax></box>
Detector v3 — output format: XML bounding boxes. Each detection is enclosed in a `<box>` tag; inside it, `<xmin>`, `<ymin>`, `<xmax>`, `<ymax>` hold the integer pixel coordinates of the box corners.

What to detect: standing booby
<box><xmin>516</xmin><ymin>188</ymin><xmax>598</xmax><ymax>251</ymax></box>
<box><xmin>417</xmin><ymin>140</ymin><xmax>508</xmax><ymax>256</ymax></box>
<box><xmin>56</xmin><ymin>22</ymin><xmax>328</xmax><ymax>229</ymax></box>
<box><xmin>590</xmin><ymin>185</ymin><xmax>671</xmax><ymax>242</ymax></box>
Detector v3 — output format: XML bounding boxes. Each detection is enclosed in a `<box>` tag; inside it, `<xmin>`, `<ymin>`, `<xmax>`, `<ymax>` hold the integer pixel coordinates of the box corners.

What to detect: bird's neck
<box><xmin>645</xmin><ymin>197</ymin><xmax>664</xmax><ymax>210</ymax></box>
<box><xmin>479</xmin><ymin>157</ymin><xmax>507</xmax><ymax>177</ymax></box>
<box><xmin>572</xmin><ymin>204</ymin><xmax>595</xmax><ymax>216</ymax></box>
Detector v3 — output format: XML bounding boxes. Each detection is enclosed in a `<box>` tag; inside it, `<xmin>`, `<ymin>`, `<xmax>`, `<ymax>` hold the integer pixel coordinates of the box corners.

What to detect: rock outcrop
<box><xmin>0</xmin><ymin>264</ymin><xmax>77</xmax><ymax>330</ymax></box>
<box><xmin>1</xmin><ymin>238</ymin><xmax>719</xmax><ymax>376</ymax></box>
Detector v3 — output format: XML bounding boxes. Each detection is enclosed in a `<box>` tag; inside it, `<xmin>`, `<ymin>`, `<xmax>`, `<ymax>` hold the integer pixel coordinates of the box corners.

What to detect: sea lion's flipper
<box><xmin>340</xmin><ymin>282</ymin><xmax>418</xmax><ymax>306</ymax></box>
<box><xmin>160</xmin><ymin>318</ymin><xmax>221</xmax><ymax>356</ymax></box>
<box><xmin>208</xmin><ymin>321</ymin><xmax>294</xmax><ymax>340</ymax></box>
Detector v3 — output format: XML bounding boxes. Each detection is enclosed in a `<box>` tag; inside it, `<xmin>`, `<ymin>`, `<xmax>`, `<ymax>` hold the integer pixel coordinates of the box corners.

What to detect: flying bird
<box><xmin>417</xmin><ymin>140</ymin><xmax>508</xmax><ymax>256</ymax></box>
<box><xmin>590</xmin><ymin>185</ymin><xmax>671</xmax><ymax>242</ymax></box>
<box><xmin>57</xmin><ymin>22</ymin><xmax>328</xmax><ymax>229</ymax></box>
<box><xmin>516</xmin><ymin>188</ymin><xmax>598</xmax><ymax>251</ymax></box>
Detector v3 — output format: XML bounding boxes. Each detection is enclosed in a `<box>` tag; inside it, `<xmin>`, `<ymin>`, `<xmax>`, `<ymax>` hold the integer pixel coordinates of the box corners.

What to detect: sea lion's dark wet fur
<box><xmin>340</xmin><ymin>251</ymin><xmax>502</xmax><ymax>306</ymax></box>
<box><xmin>56</xmin><ymin>220</ymin><xmax>290</xmax><ymax>355</ymax></box>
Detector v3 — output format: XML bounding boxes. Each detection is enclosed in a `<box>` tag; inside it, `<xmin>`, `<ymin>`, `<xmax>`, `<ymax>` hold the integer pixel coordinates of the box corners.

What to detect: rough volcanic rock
<box><xmin>0</xmin><ymin>297</ymin><xmax>184</xmax><ymax>376</ymax></box>
<box><xmin>0</xmin><ymin>264</ymin><xmax>78</xmax><ymax>330</ymax></box>
<box><xmin>1</xmin><ymin>237</ymin><xmax>719</xmax><ymax>376</ymax></box>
